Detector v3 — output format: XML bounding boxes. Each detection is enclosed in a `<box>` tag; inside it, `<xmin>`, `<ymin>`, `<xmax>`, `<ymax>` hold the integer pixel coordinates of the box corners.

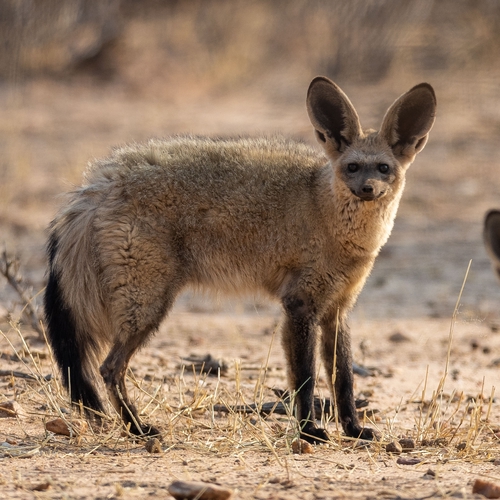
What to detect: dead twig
<box><xmin>0</xmin><ymin>248</ymin><xmax>44</xmax><ymax>339</ymax></box>
<box><xmin>213</xmin><ymin>389</ymin><xmax>370</xmax><ymax>416</ymax></box>
<box><xmin>0</xmin><ymin>369</ymin><xmax>52</xmax><ymax>381</ymax></box>
<box><xmin>179</xmin><ymin>354</ymin><xmax>228</xmax><ymax>376</ymax></box>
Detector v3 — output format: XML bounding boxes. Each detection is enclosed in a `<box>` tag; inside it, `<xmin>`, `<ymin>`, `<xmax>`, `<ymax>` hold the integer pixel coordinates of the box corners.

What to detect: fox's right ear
<box><xmin>306</xmin><ymin>76</ymin><xmax>362</xmax><ymax>158</ymax></box>
<box><xmin>379</xmin><ymin>83</ymin><xmax>436</xmax><ymax>163</ymax></box>
<box><xmin>484</xmin><ymin>210</ymin><xmax>500</xmax><ymax>273</ymax></box>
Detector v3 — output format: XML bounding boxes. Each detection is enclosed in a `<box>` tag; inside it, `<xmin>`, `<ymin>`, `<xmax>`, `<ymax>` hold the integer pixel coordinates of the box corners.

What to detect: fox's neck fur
<box><xmin>319</xmin><ymin>163</ymin><xmax>405</xmax><ymax>258</ymax></box>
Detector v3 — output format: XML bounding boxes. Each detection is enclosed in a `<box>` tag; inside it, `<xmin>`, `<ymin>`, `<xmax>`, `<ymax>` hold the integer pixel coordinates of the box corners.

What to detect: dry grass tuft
<box><xmin>0</xmin><ymin>323</ymin><xmax>497</xmax><ymax>467</ymax></box>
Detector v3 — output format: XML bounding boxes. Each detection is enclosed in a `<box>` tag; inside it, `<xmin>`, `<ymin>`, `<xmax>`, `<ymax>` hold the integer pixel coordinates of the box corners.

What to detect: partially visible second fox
<box><xmin>44</xmin><ymin>77</ymin><xmax>436</xmax><ymax>443</ymax></box>
<box><xmin>484</xmin><ymin>210</ymin><xmax>500</xmax><ymax>278</ymax></box>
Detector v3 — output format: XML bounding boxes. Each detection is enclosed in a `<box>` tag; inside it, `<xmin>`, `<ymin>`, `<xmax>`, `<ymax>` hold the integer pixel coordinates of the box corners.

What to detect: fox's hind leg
<box><xmin>100</xmin><ymin>282</ymin><xmax>180</xmax><ymax>437</ymax></box>
<box><xmin>97</xmin><ymin>231</ymin><xmax>183</xmax><ymax>437</ymax></box>
<box><xmin>100</xmin><ymin>331</ymin><xmax>164</xmax><ymax>437</ymax></box>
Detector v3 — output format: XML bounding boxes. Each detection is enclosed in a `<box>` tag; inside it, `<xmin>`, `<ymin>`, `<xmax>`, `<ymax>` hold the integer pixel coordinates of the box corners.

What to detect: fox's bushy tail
<box><xmin>44</xmin><ymin>193</ymin><xmax>108</xmax><ymax>416</ymax></box>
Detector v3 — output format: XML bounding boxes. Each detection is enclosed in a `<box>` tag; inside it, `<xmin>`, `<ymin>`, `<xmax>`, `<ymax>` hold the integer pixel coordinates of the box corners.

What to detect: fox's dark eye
<box><xmin>378</xmin><ymin>164</ymin><xmax>389</xmax><ymax>174</ymax></box>
<box><xmin>347</xmin><ymin>163</ymin><xmax>359</xmax><ymax>173</ymax></box>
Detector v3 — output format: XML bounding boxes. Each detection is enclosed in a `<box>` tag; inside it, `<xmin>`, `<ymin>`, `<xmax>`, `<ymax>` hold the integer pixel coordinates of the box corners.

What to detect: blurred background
<box><xmin>1</xmin><ymin>0</ymin><xmax>500</xmax><ymax>325</ymax></box>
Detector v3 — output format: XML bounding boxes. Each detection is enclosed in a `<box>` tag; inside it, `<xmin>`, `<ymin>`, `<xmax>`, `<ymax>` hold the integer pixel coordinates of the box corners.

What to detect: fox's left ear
<box><xmin>379</xmin><ymin>83</ymin><xmax>436</xmax><ymax>162</ymax></box>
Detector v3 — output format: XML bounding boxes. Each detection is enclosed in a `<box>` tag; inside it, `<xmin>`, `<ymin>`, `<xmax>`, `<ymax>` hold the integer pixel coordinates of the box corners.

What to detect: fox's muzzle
<box><xmin>351</xmin><ymin>184</ymin><xmax>386</xmax><ymax>201</ymax></box>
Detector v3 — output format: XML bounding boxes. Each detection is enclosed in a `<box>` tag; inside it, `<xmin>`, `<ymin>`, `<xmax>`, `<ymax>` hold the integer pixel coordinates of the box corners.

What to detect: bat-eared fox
<box><xmin>45</xmin><ymin>77</ymin><xmax>436</xmax><ymax>443</ymax></box>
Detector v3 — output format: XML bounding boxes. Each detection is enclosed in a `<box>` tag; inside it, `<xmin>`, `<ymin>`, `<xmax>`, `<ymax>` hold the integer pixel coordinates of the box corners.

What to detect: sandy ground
<box><xmin>1</xmin><ymin>313</ymin><xmax>500</xmax><ymax>499</ymax></box>
<box><xmin>1</xmin><ymin>70</ymin><xmax>500</xmax><ymax>499</ymax></box>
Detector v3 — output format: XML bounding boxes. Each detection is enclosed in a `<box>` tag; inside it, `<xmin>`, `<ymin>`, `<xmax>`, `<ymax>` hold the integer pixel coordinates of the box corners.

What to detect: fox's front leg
<box><xmin>321</xmin><ymin>309</ymin><xmax>376</xmax><ymax>440</ymax></box>
<box><xmin>281</xmin><ymin>294</ymin><xmax>329</xmax><ymax>444</ymax></box>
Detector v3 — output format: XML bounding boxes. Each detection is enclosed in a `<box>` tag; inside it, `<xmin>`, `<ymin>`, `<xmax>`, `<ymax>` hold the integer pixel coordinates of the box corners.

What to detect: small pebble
<box><xmin>168</xmin><ymin>480</ymin><xmax>232</xmax><ymax>500</ymax></box>
<box><xmin>145</xmin><ymin>438</ymin><xmax>163</xmax><ymax>454</ymax></box>
<box><xmin>472</xmin><ymin>478</ymin><xmax>500</xmax><ymax>498</ymax></box>
<box><xmin>423</xmin><ymin>468</ymin><xmax>436</xmax><ymax>478</ymax></box>
<box><xmin>388</xmin><ymin>332</ymin><xmax>410</xmax><ymax>343</ymax></box>
<box><xmin>291</xmin><ymin>439</ymin><xmax>314</xmax><ymax>454</ymax></box>
<box><xmin>396</xmin><ymin>457</ymin><xmax>422</xmax><ymax>466</ymax></box>
<box><xmin>399</xmin><ymin>438</ymin><xmax>415</xmax><ymax>451</ymax></box>
<box><xmin>0</xmin><ymin>401</ymin><xmax>26</xmax><ymax>419</ymax></box>
<box><xmin>386</xmin><ymin>441</ymin><xmax>402</xmax><ymax>454</ymax></box>
<box><xmin>45</xmin><ymin>418</ymin><xmax>87</xmax><ymax>436</ymax></box>
<box><xmin>31</xmin><ymin>482</ymin><xmax>51</xmax><ymax>492</ymax></box>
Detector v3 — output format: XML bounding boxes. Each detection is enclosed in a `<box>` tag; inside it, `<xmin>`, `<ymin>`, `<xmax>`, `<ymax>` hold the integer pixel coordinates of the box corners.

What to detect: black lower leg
<box><xmin>100</xmin><ymin>344</ymin><xmax>161</xmax><ymax>438</ymax></box>
<box><xmin>282</xmin><ymin>294</ymin><xmax>329</xmax><ymax>444</ymax></box>
<box><xmin>322</xmin><ymin>314</ymin><xmax>376</xmax><ymax>441</ymax></box>
<box><xmin>115</xmin><ymin>379</ymin><xmax>161</xmax><ymax>437</ymax></box>
<box><xmin>335</xmin><ymin>353</ymin><xmax>374</xmax><ymax>439</ymax></box>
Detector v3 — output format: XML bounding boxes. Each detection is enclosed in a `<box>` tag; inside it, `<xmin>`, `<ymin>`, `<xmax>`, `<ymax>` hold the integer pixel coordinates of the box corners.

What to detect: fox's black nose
<box><xmin>355</xmin><ymin>184</ymin><xmax>380</xmax><ymax>201</ymax></box>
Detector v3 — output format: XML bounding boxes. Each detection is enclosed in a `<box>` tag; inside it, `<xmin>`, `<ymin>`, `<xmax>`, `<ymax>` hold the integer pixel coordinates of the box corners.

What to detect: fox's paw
<box><xmin>140</xmin><ymin>424</ymin><xmax>162</xmax><ymax>440</ymax></box>
<box><xmin>349</xmin><ymin>426</ymin><xmax>380</xmax><ymax>441</ymax></box>
<box><xmin>300</xmin><ymin>426</ymin><xmax>330</xmax><ymax>444</ymax></box>
<box><xmin>128</xmin><ymin>422</ymin><xmax>162</xmax><ymax>440</ymax></box>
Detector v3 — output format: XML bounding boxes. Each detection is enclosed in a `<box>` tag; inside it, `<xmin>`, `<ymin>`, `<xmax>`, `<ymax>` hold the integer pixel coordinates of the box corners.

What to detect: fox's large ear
<box><xmin>379</xmin><ymin>83</ymin><xmax>436</xmax><ymax>162</ymax></box>
<box><xmin>307</xmin><ymin>76</ymin><xmax>362</xmax><ymax>158</ymax></box>
<box><xmin>484</xmin><ymin>210</ymin><xmax>500</xmax><ymax>273</ymax></box>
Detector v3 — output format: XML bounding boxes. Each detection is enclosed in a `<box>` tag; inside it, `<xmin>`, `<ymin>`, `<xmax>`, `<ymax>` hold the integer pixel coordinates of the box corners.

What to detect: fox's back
<box><xmin>79</xmin><ymin>136</ymin><xmax>330</xmax><ymax>293</ymax></box>
<box><xmin>87</xmin><ymin>136</ymin><xmax>325</xmax><ymax>196</ymax></box>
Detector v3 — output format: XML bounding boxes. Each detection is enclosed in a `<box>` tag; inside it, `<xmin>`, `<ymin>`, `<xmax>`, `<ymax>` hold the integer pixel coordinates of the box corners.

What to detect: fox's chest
<box><xmin>322</xmin><ymin>200</ymin><xmax>399</xmax><ymax>299</ymax></box>
<box><xmin>334</xmin><ymin>195</ymin><xmax>400</xmax><ymax>256</ymax></box>
<box><xmin>335</xmin><ymin>216</ymin><xmax>394</xmax><ymax>261</ymax></box>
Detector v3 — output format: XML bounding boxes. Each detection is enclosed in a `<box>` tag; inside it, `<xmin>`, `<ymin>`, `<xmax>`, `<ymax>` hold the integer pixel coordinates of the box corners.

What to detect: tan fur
<box><xmin>46</xmin><ymin>77</ymin><xmax>436</xmax><ymax>442</ymax></box>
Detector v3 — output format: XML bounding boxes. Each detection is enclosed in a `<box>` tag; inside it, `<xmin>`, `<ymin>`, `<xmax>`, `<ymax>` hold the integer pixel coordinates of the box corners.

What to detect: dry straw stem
<box><xmin>416</xmin><ymin>262</ymin><xmax>472</xmax><ymax>444</ymax></box>
<box><xmin>443</xmin><ymin>260</ymin><xmax>473</xmax><ymax>384</ymax></box>
<box><xmin>330</xmin><ymin>307</ymin><xmax>340</xmax><ymax>440</ymax></box>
